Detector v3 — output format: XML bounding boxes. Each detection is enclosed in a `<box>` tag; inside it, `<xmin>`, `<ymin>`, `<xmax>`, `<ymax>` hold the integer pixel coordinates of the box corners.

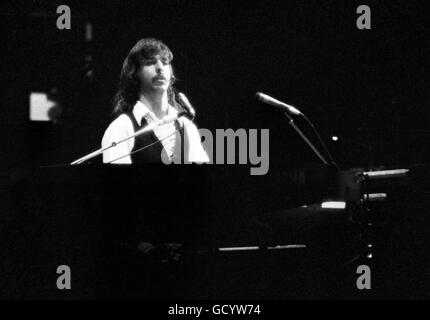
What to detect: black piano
<box><xmin>0</xmin><ymin>163</ymin><xmax>428</xmax><ymax>298</ymax></box>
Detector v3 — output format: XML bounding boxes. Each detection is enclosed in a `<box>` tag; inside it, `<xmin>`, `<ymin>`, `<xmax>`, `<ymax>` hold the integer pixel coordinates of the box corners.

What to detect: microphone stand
<box><xmin>299</xmin><ymin>113</ymin><xmax>340</xmax><ymax>170</ymax></box>
<box><xmin>70</xmin><ymin>111</ymin><xmax>186</xmax><ymax>165</ymax></box>
<box><xmin>282</xmin><ymin>111</ymin><xmax>332</xmax><ymax>166</ymax></box>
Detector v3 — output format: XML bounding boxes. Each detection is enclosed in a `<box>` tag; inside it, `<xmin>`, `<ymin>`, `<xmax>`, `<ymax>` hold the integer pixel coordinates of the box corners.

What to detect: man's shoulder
<box><xmin>105</xmin><ymin>113</ymin><xmax>133</xmax><ymax>131</ymax></box>
<box><xmin>102</xmin><ymin>113</ymin><xmax>134</xmax><ymax>145</ymax></box>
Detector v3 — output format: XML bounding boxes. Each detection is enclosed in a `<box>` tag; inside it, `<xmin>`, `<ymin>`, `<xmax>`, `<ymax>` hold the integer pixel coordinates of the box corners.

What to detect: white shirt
<box><xmin>101</xmin><ymin>101</ymin><xmax>209</xmax><ymax>164</ymax></box>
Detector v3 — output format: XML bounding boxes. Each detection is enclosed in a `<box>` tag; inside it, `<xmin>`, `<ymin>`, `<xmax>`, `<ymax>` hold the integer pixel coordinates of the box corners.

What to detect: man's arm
<box><xmin>101</xmin><ymin>115</ymin><xmax>134</xmax><ymax>164</ymax></box>
<box><xmin>182</xmin><ymin>118</ymin><xmax>210</xmax><ymax>164</ymax></box>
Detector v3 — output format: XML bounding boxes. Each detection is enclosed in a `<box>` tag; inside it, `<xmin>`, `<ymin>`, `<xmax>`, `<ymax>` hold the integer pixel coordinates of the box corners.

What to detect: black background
<box><xmin>0</xmin><ymin>0</ymin><xmax>429</xmax><ymax>299</ymax></box>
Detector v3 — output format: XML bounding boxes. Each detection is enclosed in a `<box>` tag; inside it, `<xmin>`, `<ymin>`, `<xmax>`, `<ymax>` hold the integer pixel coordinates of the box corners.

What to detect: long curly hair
<box><xmin>112</xmin><ymin>38</ymin><xmax>179</xmax><ymax>116</ymax></box>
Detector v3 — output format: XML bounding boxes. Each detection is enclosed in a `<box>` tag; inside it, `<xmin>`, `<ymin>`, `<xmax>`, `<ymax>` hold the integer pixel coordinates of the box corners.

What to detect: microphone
<box><xmin>256</xmin><ymin>92</ymin><xmax>302</xmax><ymax>116</ymax></box>
<box><xmin>177</xmin><ymin>92</ymin><xmax>196</xmax><ymax>118</ymax></box>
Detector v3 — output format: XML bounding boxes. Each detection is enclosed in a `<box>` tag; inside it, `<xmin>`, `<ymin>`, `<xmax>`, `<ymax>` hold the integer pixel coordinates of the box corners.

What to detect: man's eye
<box><xmin>144</xmin><ymin>60</ymin><xmax>156</xmax><ymax>66</ymax></box>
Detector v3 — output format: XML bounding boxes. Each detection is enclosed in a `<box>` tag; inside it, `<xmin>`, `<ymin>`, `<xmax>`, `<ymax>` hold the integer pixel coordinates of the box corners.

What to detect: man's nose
<box><xmin>155</xmin><ymin>60</ymin><xmax>164</xmax><ymax>73</ymax></box>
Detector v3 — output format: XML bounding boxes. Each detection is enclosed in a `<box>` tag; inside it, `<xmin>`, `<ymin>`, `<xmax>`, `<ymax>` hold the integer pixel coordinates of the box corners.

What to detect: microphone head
<box><xmin>255</xmin><ymin>92</ymin><xmax>302</xmax><ymax>116</ymax></box>
<box><xmin>256</xmin><ymin>92</ymin><xmax>278</xmax><ymax>106</ymax></box>
<box><xmin>255</xmin><ymin>92</ymin><xmax>266</xmax><ymax>102</ymax></box>
<box><xmin>255</xmin><ymin>92</ymin><xmax>277</xmax><ymax>105</ymax></box>
<box><xmin>177</xmin><ymin>92</ymin><xmax>196</xmax><ymax>118</ymax></box>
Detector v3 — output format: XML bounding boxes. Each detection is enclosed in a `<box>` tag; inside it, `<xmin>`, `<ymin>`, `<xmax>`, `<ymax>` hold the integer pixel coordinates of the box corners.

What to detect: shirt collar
<box><xmin>132</xmin><ymin>100</ymin><xmax>178</xmax><ymax>126</ymax></box>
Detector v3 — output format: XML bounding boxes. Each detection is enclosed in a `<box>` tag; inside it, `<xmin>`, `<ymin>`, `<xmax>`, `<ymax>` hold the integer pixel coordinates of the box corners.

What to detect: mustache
<box><xmin>153</xmin><ymin>75</ymin><xmax>167</xmax><ymax>82</ymax></box>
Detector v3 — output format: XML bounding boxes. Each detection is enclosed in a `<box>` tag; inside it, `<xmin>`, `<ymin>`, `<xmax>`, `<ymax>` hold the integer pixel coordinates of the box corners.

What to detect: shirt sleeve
<box><xmin>101</xmin><ymin>115</ymin><xmax>134</xmax><ymax>164</ymax></box>
<box><xmin>182</xmin><ymin>118</ymin><xmax>210</xmax><ymax>164</ymax></box>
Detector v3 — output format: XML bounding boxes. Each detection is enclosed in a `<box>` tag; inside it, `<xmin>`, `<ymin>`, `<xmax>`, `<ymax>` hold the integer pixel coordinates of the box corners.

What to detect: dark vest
<box><xmin>125</xmin><ymin>112</ymin><xmax>185</xmax><ymax>164</ymax></box>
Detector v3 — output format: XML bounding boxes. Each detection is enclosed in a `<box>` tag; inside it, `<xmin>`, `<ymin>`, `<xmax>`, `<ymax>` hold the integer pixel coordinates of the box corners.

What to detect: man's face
<box><xmin>138</xmin><ymin>54</ymin><xmax>172</xmax><ymax>93</ymax></box>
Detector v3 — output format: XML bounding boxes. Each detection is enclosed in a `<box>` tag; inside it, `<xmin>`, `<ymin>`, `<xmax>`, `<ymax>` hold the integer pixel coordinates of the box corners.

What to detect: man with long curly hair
<box><xmin>101</xmin><ymin>38</ymin><xmax>208</xmax><ymax>164</ymax></box>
